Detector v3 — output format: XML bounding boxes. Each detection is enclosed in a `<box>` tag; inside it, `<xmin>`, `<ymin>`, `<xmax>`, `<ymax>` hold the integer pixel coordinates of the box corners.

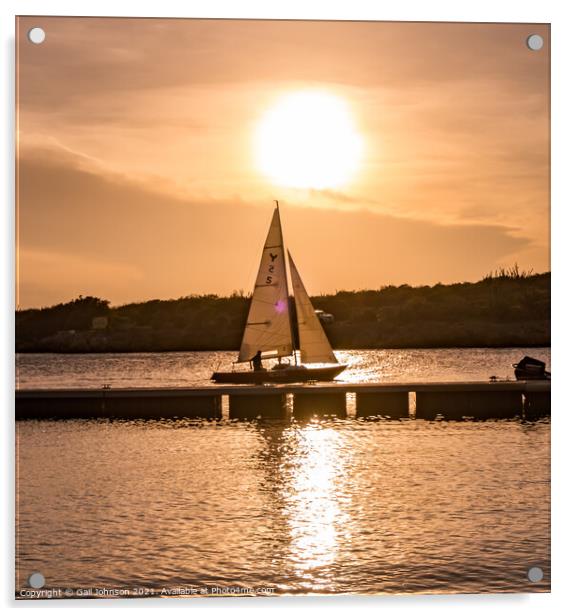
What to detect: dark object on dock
<box><xmin>513</xmin><ymin>356</ymin><xmax>550</xmax><ymax>380</ymax></box>
<box><xmin>212</xmin><ymin>364</ymin><xmax>345</xmax><ymax>384</ymax></box>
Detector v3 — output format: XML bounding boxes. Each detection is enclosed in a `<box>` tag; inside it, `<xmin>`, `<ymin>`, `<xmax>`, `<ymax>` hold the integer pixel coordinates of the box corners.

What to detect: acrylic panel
<box><xmin>15</xmin><ymin>17</ymin><xmax>550</xmax><ymax>599</ymax></box>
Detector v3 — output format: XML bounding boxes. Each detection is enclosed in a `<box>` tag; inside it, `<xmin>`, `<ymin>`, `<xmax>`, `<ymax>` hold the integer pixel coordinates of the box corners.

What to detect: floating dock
<box><xmin>16</xmin><ymin>381</ymin><xmax>550</xmax><ymax>421</ymax></box>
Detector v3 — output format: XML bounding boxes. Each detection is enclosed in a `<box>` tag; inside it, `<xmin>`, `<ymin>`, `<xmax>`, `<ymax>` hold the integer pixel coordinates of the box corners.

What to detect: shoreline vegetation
<box><xmin>16</xmin><ymin>269</ymin><xmax>550</xmax><ymax>353</ymax></box>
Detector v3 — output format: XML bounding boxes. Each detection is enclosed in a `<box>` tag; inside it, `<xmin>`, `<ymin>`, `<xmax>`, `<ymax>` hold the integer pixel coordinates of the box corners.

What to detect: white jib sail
<box><xmin>238</xmin><ymin>208</ymin><xmax>293</xmax><ymax>363</ymax></box>
<box><xmin>288</xmin><ymin>251</ymin><xmax>338</xmax><ymax>364</ymax></box>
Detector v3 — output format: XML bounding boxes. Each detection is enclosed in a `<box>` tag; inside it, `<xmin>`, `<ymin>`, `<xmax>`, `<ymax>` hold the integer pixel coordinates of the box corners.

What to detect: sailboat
<box><xmin>211</xmin><ymin>203</ymin><xmax>346</xmax><ymax>384</ymax></box>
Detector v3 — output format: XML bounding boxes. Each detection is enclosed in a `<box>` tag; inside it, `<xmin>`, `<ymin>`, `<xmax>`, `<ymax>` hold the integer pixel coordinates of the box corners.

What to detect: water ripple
<box><xmin>17</xmin><ymin>416</ymin><xmax>549</xmax><ymax>595</ymax></box>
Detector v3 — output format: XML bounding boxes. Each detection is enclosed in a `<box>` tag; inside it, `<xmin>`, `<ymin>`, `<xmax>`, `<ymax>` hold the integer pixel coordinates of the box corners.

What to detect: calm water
<box><xmin>16</xmin><ymin>349</ymin><xmax>550</xmax><ymax>597</ymax></box>
<box><xmin>16</xmin><ymin>347</ymin><xmax>550</xmax><ymax>389</ymax></box>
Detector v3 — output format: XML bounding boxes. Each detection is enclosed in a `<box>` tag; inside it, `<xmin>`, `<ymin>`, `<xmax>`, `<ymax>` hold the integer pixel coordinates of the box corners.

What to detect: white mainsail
<box><xmin>288</xmin><ymin>251</ymin><xmax>338</xmax><ymax>364</ymax></box>
<box><xmin>237</xmin><ymin>207</ymin><xmax>294</xmax><ymax>363</ymax></box>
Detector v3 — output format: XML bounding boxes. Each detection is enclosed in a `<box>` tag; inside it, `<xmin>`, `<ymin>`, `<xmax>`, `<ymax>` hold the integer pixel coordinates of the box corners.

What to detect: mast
<box><xmin>275</xmin><ymin>200</ymin><xmax>298</xmax><ymax>365</ymax></box>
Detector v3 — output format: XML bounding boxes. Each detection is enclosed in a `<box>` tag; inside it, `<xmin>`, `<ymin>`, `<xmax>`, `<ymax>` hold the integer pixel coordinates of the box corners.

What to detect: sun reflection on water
<box><xmin>281</xmin><ymin>423</ymin><xmax>352</xmax><ymax>589</ymax></box>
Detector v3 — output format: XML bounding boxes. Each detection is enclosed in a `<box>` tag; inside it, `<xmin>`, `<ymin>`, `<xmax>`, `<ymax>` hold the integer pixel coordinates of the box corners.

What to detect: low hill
<box><xmin>16</xmin><ymin>271</ymin><xmax>550</xmax><ymax>352</ymax></box>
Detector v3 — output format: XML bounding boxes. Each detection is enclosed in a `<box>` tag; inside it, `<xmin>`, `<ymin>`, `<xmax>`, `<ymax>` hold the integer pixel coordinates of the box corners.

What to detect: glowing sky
<box><xmin>16</xmin><ymin>17</ymin><xmax>550</xmax><ymax>308</ymax></box>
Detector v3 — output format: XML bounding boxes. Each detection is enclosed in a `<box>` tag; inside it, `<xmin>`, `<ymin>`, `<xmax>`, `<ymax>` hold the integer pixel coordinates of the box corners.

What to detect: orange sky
<box><xmin>16</xmin><ymin>17</ymin><xmax>550</xmax><ymax>308</ymax></box>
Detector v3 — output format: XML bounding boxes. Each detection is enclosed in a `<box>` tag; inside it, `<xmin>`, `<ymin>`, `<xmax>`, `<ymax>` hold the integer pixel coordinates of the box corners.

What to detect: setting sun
<box><xmin>254</xmin><ymin>91</ymin><xmax>363</xmax><ymax>190</ymax></box>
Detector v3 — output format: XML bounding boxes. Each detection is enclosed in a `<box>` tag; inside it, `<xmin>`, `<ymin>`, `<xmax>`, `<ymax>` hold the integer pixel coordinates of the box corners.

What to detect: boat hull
<box><xmin>211</xmin><ymin>365</ymin><xmax>346</xmax><ymax>384</ymax></box>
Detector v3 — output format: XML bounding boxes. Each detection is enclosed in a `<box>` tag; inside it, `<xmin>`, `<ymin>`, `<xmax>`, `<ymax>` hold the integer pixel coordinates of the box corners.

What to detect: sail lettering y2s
<box><xmin>266</xmin><ymin>251</ymin><xmax>278</xmax><ymax>285</ymax></box>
